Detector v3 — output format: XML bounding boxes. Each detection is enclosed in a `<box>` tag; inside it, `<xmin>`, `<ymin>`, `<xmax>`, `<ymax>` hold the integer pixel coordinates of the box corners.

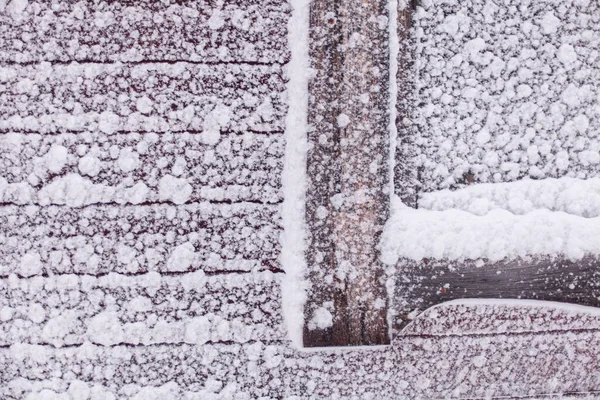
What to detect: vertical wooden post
<box><xmin>304</xmin><ymin>0</ymin><xmax>391</xmax><ymax>346</ymax></box>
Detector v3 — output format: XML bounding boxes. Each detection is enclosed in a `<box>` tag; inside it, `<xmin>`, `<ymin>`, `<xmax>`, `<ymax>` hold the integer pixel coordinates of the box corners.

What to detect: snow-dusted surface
<box><xmin>409</xmin><ymin>0</ymin><xmax>600</xmax><ymax>193</ymax></box>
<box><xmin>0</xmin><ymin>0</ymin><xmax>290</xmax><ymax>63</ymax></box>
<box><xmin>3</xmin><ymin>331</ymin><xmax>600</xmax><ymax>399</ymax></box>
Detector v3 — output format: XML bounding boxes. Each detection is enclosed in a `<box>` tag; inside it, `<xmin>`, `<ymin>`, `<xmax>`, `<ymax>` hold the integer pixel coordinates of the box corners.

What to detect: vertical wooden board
<box><xmin>394</xmin><ymin>1</ymin><xmax>419</xmax><ymax>207</ymax></box>
<box><xmin>304</xmin><ymin>0</ymin><xmax>391</xmax><ymax>346</ymax></box>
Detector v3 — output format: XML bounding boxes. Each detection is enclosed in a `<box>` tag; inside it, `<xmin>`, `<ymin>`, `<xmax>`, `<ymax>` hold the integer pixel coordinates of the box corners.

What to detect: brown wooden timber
<box><xmin>303</xmin><ymin>0</ymin><xmax>391</xmax><ymax>346</ymax></box>
<box><xmin>392</xmin><ymin>255</ymin><xmax>600</xmax><ymax>333</ymax></box>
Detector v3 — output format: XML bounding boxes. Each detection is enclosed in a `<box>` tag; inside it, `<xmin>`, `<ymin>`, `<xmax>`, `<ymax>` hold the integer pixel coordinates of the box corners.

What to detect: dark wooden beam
<box><xmin>303</xmin><ymin>0</ymin><xmax>391</xmax><ymax>347</ymax></box>
<box><xmin>392</xmin><ymin>256</ymin><xmax>600</xmax><ymax>332</ymax></box>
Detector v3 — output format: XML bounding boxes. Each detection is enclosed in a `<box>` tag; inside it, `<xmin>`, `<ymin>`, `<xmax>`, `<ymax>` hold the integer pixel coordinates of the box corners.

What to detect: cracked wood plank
<box><xmin>304</xmin><ymin>0</ymin><xmax>391</xmax><ymax>347</ymax></box>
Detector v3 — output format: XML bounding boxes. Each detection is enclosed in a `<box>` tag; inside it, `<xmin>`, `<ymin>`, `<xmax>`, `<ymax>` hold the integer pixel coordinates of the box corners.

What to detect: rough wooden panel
<box><xmin>303</xmin><ymin>0</ymin><xmax>391</xmax><ymax>346</ymax></box>
<box><xmin>401</xmin><ymin>300</ymin><xmax>600</xmax><ymax>337</ymax></box>
<box><xmin>0</xmin><ymin>271</ymin><xmax>284</xmax><ymax>346</ymax></box>
<box><xmin>0</xmin><ymin>132</ymin><xmax>282</xmax><ymax>204</ymax></box>
<box><xmin>0</xmin><ymin>0</ymin><xmax>290</xmax><ymax>63</ymax></box>
<box><xmin>0</xmin><ymin>203</ymin><xmax>281</xmax><ymax>276</ymax></box>
<box><xmin>392</xmin><ymin>256</ymin><xmax>600</xmax><ymax>331</ymax></box>
<box><xmin>394</xmin><ymin>1</ymin><xmax>420</xmax><ymax>207</ymax></box>
<box><xmin>3</xmin><ymin>331</ymin><xmax>600</xmax><ymax>398</ymax></box>
<box><xmin>0</xmin><ymin>63</ymin><xmax>285</xmax><ymax>133</ymax></box>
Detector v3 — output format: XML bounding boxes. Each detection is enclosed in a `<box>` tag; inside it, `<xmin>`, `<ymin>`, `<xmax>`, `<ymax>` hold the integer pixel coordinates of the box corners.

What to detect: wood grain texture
<box><xmin>304</xmin><ymin>0</ymin><xmax>391</xmax><ymax>347</ymax></box>
<box><xmin>392</xmin><ymin>256</ymin><xmax>600</xmax><ymax>332</ymax></box>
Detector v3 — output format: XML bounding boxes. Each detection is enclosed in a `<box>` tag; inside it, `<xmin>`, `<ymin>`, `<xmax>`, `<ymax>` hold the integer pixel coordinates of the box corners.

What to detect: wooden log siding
<box><xmin>393</xmin><ymin>256</ymin><xmax>600</xmax><ymax>332</ymax></box>
<box><xmin>304</xmin><ymin>0</ymin><xmax>391</xmax><ymax>346</ymax></box>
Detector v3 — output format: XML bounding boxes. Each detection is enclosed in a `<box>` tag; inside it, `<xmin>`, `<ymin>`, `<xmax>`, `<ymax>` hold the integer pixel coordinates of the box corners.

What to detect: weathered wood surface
<box><xmin>4</xmin><ymin>331</ymin><xmax>600</xmax><ymax>398</ymax></box>
<box><xmin>0</xmin><ymin>203</ymin><xmax>281</xmax><ymax>277</ymax></box>
<box><xmin>394</xmin><ymin>1</ymin><xmax>420</xmax><ymax>207</ymax></box>
<box><xmin>0</xmin><ymin>0</ymin><xmax>290</xmax><ymax>63</ymax></box>
<box><xmin>0</xmin><ymin>132</ymin><xmax>283</xmax><ymax>204</ymax></box>
<box><xmin>393</xmin><ymin>256</ymin><xmax>600</xmax><ymax>332</ymax></box>
<box><xmin>304</xmin><ymin>0</ymin><xmax>391</xmax><ymax>346</ymax></box>
<box><xmin>0</xmin><ymin>271</ymin><xmax>284</xmax><ymax>346</ymax></box>
<box><xmin>0</xmin><ymin>63</ymin><xmax>285</xmax><ymax>133</ymax></box>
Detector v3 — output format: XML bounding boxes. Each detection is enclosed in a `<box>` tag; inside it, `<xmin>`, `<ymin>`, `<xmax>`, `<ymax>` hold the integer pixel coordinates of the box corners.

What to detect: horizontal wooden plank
<box><xmin>0</xmin><ymin>271</ymin><xmax>284</xmax><ymax>347</ymax></box>
<box><xmin>0</xmin><ymin>0</ymin><xmax>289</xmax><ymax>63</ymax></box>
<box><xmin>391</xmin><ymin>256</ymin><xmax>600</xmax><ymax>331</ymax></box>
<box><xmin>2</xmin><ymin>331</ymin><xmax>600</xmax><ymax>398</ymax></box>
<box><xmin>0</xmin><ymin>132</ymin><xmax>282</xmax><ymax>204</ymax></box>
<box><xmin>400</xmin><ymin>300</ymin><xmax>600</xmax><ymax>337</ymax></box>
<box><xmin>0</xmin><ymin>203</ymin><xmax>281</xmax><ymax>276</ymax></box>
<box><xmin>0</xmin><ymin>63</ymin><xmax>286</xmax><ymax>133</ymax></box>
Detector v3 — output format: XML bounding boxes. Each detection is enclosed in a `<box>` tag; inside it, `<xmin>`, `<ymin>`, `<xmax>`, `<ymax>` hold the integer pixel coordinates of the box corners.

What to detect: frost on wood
<box><xmin>401</xmin><ymin>0</ymin><xmax>600</xmax><ymax>194</ymax></box>
<box><xmin>0</xmin><ymin>271</ymin><xmax>284</xmax><ymax>346</ymax></box>
<box><xmin>0</xmin><ymin>0</ymin><xmax>290</xmax><ymax>63</ymax></box>
<box><xmin>0</xmin><ymin>203</ymin><xmax>281</xmax><ymax>276</ymax></box>
<box><xmin>0</xmin><ymin>63</ymin><xmax>285</xmax><ymax>133</ymax></box>
<box><xmin>0</xmin><ymin>132</ymin><xmax>283</xmax><ymax>204</ymax></box>
<box><xmin>304</xmin><ymin>0</ymin><xmax>390</xmax><ymax>346</ymax></box>
<box><xmin>390</xmin><ymin>256</ymin><xmax>600</xmax><ymax>331</ymax></box>
<box><xmin>402</xmin><ymin>299</ymin><xmax>600</xmax><ymax>336</ymax></box>
<box><xmin>4</xmin><ymin>332</ymin><xmax>600</xmax><ymax>399</ymax></box>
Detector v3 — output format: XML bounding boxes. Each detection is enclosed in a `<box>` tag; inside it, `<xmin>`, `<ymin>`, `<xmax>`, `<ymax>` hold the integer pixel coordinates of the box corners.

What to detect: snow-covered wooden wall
<box><xmin>2</xmin><ymin>0</ymin><xmax>600</xmax><ymax>398</ymax></box>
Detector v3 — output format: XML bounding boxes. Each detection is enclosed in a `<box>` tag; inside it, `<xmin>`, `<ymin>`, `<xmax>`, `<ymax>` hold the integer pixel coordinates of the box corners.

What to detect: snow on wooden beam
<box><xmin>0</xmin><ymin>64</ymin><xmax>285</xmax><ymax>133</ymax></box>
<box><xmin>0</xmin><ymin>203</ymin><xmax>281</xmax><ymax>277</ymax></box>
<box><xmin>0</xmin><ymin>271</ymin><xmax>284</xmax><ymax>346</ymax></box>
<box><xmin>0</xmin><ymin>0</ymin><xmax>290</xmax><ymax>64</ymax></box>
<box><xmin>4</xmin><ymin>331</ymin><xmax>600</xmax><ymax>398</ymax></box>
<box><xmin>303</xmin><ymin>0</ymin><xmax>391</xmax><ymax>347</ymax></box>
<box><xmin>392</xmin><ymin>256</ymin><xmax>600</xmax><ymax>333</ymax></box>
<box><xmin>0</xmin><ymin>132</ymin><xmax>283</xmax><ymax>204</ymax></box>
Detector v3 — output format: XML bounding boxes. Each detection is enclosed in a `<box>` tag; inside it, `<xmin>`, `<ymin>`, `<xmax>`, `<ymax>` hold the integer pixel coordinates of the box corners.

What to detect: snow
<box><xmin>409</xmin><ymin>0</ymin><xmax>600</xmax><ymax>193</ymax></box>
<box><xmin>381</xmin><ymin>183</ymin><xmax>600</xmax><ymax>264</ymax></box>
<box><xmin>418</xmin><ymin>177</ymin><xmax>600</xmax><ymax>217</ymax></box>
<box><xmin>45</xmin><ymin>146</ymin><xmax>69</xmax><ymax>174</ymax></box>
<box><xmin>281</xmin><ymin>0</ymin><xmax>310</xmax><ymax>349</ymax></box>
<box><xmin>158</xmin><ymin>175</ymin><xmax>192</xmax><ymax>205</ymax></box>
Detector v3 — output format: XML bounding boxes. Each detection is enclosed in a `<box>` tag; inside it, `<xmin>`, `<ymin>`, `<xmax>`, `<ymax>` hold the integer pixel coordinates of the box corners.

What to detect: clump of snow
<box><xmin>419</xmin><ymin>177</ymin><xmax>600</xmax><ymax>218</ymax></box>
<box><xmin>281</xmin><ymin>0</ymin><xmax>310</xmax><ymax>348</ymax></box>
<box><xmin>202</xmin><ymin>104</ymin><xmax>231</xmax><ymax>145</ymax></box>
<box><xmin>77</xmin><ymin>155</ymin><xmax>101</xmax><ymax>177</ymax></box>
<box><xmin>336</xmin><ymin>113</ymin><xmax>350</xmax><ymax>128</ymax></box>
<box><xmin>166</xmin><ymin>242</ymin><xmax>196</xmax><ymax>272</ymax></box>
<box><xmin>158</xmin><ymin>175</ymin><xmax>192</xmax><ymax>205</ymax></box>
<box><xmin>381</xmin><ymin>193</ymin><xmax>600</xmax><ymax>264</ymax></box>
<box><xmin>308</xmin><ymin>307</ymin><xmax>333</xmax><ymax>330</ymax></box>
<box><xmin>45</xmin><ymin>145</ymin><xmax>69</xmax><ymax>174</ymax></box>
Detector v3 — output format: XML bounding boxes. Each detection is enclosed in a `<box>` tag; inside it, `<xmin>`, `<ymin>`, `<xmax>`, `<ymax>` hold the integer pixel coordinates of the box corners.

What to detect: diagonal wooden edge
<box><xmin>392</xmin><ymin>255</ymin><xmax>600</xmax><ymax>333</ymax></box>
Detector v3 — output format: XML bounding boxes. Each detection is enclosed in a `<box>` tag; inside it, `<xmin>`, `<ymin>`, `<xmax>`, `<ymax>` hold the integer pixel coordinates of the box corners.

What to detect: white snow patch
<box><xmin>135</xmin><ymin>96</ymin><xmax>154</xmax><ymax>115</ymax></box>
<box><xmin>336</xmin><ymin>113</ymin><xmax>350</xmax><ymax>128</ymax></box>
<box><xmin>381</xmin><ymin>192</ymin><xmax>600</xmax><ymax>265</ymax></box>
<box><xmin>78</xmin><ymin>155</ymin><xmax>101</xmax><ymax>177</ymax></box>
<box><xmin>418</xmin><ymin>178</ymin><xmax>600</xmax><ymax>218</ymax></box>
<box><xmin>158</xmin><ymin>175</ymin><xmax>192</xmax><ymax>205</ymax></box>
<box><xmin>281</xmin><ymin>0</ymin><xmax>310</xmax><ymax>349</ymax></box>
<box><xmin>45</xmin><ymin>145</ymin><xmax>69</xmax><ymax>174</ymax></box>
<box><xmin>207</xmin><ymin>9</ymin><xmax>225</xmax><ymax>30</ymax></box>
<box><xmin>308</xmin><ymin>307</ymin><xmax>333</xmax><ymax>330</ymax></box>
<box><xmin>166</xmin><ymin>242</ymin><xmax>196</xmax><ymax>272</ymax></box>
